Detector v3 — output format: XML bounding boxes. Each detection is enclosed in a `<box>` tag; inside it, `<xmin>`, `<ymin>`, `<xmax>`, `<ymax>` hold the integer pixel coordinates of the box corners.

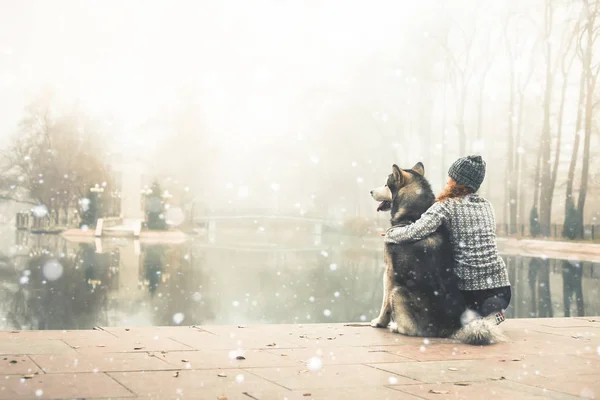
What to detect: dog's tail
<box><xmin>452</xmin><ymin>310</ymin><xmax>508</xmax><ymax>346</ymax></box>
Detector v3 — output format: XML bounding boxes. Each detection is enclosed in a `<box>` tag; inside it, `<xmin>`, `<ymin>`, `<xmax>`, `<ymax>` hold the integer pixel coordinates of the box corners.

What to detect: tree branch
<box><xmin>0</xmin><ymin>195</ymin><xmax>36</xmax><ymax>205</ymax></box>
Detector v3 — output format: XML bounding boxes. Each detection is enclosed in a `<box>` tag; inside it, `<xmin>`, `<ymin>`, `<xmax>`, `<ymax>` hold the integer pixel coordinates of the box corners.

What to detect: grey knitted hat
<box><xmin>448</xmin><ymin>155</ymin><xmax>486</xmax><ymax>191</ymax></box>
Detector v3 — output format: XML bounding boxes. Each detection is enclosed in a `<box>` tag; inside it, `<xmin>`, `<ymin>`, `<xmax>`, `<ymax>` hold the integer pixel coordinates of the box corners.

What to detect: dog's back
<box><xmin>387</xmin><ymin>226</ymin><xmax>465</xmax><ymax>337</ymax></box>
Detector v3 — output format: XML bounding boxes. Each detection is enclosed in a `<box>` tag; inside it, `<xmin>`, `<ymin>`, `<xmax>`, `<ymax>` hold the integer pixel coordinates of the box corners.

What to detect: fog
<box><xmin>0</xmin><ymin>0</ymin><xmax>599</xmax><ymax>236</ymax></box>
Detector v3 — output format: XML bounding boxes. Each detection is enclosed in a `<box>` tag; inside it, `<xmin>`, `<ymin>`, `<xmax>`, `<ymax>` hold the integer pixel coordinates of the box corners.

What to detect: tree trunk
<box><xmin>577</xmin><ymin>73</ymin><xmax>593</xmax><ymax>239</ymax></box>
<box><xmin>563</xmin><ymin>70</ymin><xmax>586</xmax><ymax>239</ymax></box>
<box><xmin>515</xmin><ymin>91</ymin><xmax>526</xmax><ymax>226</ymax></box>
<box><xmin>576</xmin><ymin>9</ymin><xmax>598</xmax><ymax>240</ymax></box>
<box><xmin>457</xmin><ymin>84</ymin><xmax>467</xmax><ymax>156</ymax></box>
<box><xmin>530</xmin><ymin>143</ymin><xmax>543</xmax><ymax>237</ymax></box>
<box><xmin>506</xmin><ymin>58</ymin><xmax>517</xmax><ymax>234</ymax></box>
<box><xmin>441</xmin><ymin>83</ymin><xmax>448</xmax><ymax>187</ymax></box>
<box><xmin>457</xmin><ymin>121</ymin><xmax>466</xmax><ymax>157</ymax></box>
<box><xmin>538</xmin><ymin>2</ymin><xmax>554</xmax><ymax>238</ymax></box>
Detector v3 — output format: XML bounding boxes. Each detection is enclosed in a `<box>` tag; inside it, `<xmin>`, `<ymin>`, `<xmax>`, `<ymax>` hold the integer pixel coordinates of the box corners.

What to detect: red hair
<box><xmin>436</xmin><ymin>178</ymin><xmax>474</xmax><ymax>202</ymax></box>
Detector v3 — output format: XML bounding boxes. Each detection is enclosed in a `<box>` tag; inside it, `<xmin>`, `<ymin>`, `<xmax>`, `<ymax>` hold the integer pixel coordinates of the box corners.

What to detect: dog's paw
<box><xmin>370</xmin><ymin>318</ymin><xmax>387</xmax><ymax>328</ymax></box>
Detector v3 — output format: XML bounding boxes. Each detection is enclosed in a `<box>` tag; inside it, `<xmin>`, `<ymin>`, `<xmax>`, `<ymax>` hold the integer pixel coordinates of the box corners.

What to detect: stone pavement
<box><xmin>0</xmin><ymin>317</ymin><xmax>598</xmax><ymax>399</ymax></box>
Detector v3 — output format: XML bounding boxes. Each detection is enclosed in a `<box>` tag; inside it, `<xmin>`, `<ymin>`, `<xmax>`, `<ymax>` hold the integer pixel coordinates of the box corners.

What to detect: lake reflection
<box><xmin>0</xmin><ymin>230</ymin><xmax>598</xmax><ymax>330</ymax></box>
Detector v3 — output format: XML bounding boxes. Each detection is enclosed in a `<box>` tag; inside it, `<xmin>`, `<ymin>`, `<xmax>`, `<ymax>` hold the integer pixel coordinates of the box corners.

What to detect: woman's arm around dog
<box><xmin>384</xmin><ymin>202</ymin><xmax>450</xmax><ymax>243</ymax></box>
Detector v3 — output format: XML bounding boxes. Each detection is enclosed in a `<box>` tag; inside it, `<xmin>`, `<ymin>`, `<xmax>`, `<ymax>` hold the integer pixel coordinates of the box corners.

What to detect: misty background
<box><xmin>0</xmin><ymin>0</ymin><xmax>599</xmax><ymax>238</ymax></box>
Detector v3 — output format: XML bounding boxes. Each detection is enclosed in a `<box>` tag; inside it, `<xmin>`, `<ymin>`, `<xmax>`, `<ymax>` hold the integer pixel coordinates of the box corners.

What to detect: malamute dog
<box><xmin>370</xmin><ymin>163</ymin><xmax>506</xmax><ymax>345</ymax></box>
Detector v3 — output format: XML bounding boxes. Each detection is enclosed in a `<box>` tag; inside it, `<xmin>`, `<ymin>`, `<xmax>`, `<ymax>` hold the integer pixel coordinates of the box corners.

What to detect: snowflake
<box><xmin>42</xmin><ymin>259</ymin><xmax>63</xmax><ymax>281</ymax></box>
<box><xmin>307</xmin><ymin>357</ymin><xmax>323</xmax><ymax>371</ymax></box>
<box><xmin>32</xmin><ymin>205</ymin><xmax>48</xmax><ymax>218</ymax></box>
<box><xmin>172</xmin><ymin>313</ymin><xmax>185</xmax><ymax>325</ymax></box>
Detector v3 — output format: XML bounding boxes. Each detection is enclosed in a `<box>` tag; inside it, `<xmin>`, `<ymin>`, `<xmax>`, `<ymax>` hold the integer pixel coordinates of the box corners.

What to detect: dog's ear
<box><xmin>392</xmin><ymin>164</ymin><xmax>404</xmax><ymax>185</ymax></box>
<box><xmin>412</xmin><ymin>162</ymin><xmax>425</xmax><ymax>176</ymax></box>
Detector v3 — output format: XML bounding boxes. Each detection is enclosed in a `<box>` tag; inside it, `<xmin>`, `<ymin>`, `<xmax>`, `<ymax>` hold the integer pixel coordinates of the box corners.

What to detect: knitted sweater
<box><xmin>385</xmin><ymin>194</ymin><xmax>510</xmax><ymax>291</ymax></box>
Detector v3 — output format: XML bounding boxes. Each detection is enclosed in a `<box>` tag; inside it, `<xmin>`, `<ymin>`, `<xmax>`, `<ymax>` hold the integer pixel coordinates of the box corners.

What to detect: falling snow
<box><xmin>172</xmin><ymin>313</ymin><xmax>185</xmax><ymax>325</ymax></box>
<box><xmin>307</xmin><ymin>357</ymin><xmax>323</xmax><ymax>371</ymax></box>
<box><xmin>32</xmin><ymin>205</ymin><xmax>48</xmax><ymax>218</ymax></box>
<box><xmin>42</xmin><ymin>260</ymin><xmax>63</xmax><ymax>281</ymax></box>
<box><xmin>192</xmin><ymin>292</ymin><xmax>202</xmax><ymax>302</ymax></box>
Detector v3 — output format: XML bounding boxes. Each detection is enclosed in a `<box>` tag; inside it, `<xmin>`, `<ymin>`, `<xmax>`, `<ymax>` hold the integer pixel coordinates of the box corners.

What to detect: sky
<box><xmin>0</xmin><ymin>0</ymin><xmax>428</xmax><ymax>151</ymax></box>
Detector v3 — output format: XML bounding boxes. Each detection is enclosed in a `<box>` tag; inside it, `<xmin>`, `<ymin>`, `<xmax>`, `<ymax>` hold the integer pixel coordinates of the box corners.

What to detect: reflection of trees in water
<box><xmin>186</xmin><ymin>244</ymin><xmax>382</xmax><ymax>325</ymax></box>
<box><xmin>247</xmin><ymin>247</ymin><xmax>381</xmax><ymax>324</ymax></box>
<box><xmin>505</xmin><ymin>255</ymin><xmax>591</xmax><ymax>318</ymax></box>
<box><xmin>3</xmin><ymin>234</ymin><xmax>594</xmax><ymax>330</ymax></box>
<box><xmin>141</xmin><ymin>244</ymin><xmax>214</xmax><ymax>326</ymax></box>
<box><xmin>143</xmin><ymin>245</ymin><xmax>165</xmax><ymax>296</ymax></box>
<box><xmin>528</xmin><ymin>258</ymin><xmax>553</xmax><ymax>318</ymax></box>
<box><xmin>562</xmin><ymin>260</ymin><xmax>584</xmax><ymax>317</ymax></box>
<box><xmin>316</xmin><ymin>246</ymin><xmax>382</xmax><ymax>322</ymax></box>
<box><xmin>7</xmin><ymin>244</ymin><xmax>108</xmax><ymax>330</ymax></box>
<box><xmin>504</xmin><ymin>256</ymin><xmax>517</xmax><ymax>318</ymax></box>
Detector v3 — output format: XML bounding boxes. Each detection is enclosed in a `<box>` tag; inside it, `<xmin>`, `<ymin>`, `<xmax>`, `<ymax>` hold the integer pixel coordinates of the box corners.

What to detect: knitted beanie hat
<box><xmin>448</xmin><ymin>155</ymin><xmax>486</xmax><ymax>192</ymax></box>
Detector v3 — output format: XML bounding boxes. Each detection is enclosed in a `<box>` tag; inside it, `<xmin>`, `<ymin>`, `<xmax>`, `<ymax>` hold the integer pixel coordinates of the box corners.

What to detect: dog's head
<box><xmin>370</xmin><ymin>162</ymin><xmax>426</xmax><ymax>212</ymax></box>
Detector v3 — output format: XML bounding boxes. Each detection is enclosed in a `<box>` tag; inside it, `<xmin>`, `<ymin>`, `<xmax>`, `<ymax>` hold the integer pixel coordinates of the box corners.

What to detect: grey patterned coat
<box><xmin>385</xmin><ymin>194</ymin><xmax>510</xmax><ymax>291</ymax></box>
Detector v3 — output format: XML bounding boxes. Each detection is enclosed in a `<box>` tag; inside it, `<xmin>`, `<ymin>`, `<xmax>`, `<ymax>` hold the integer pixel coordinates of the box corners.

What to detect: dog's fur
<box><xmin>370</xmin><ymin>163</ymin><xmax>506</xmax><ymax>345</ymax></box>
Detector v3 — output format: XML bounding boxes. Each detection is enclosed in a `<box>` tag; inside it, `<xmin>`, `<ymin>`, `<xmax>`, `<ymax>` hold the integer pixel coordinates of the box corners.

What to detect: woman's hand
<box><xmin>382</xmin><ymin>227</ymin><xmax>395</xmax><ymax>237</ymax></box>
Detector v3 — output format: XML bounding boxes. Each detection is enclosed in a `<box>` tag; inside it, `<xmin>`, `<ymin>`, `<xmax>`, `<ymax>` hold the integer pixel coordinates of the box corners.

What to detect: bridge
<box><xmin>194</xmin><ymin>214</ymin><xmax>331</xmax><ymax>224</ymax></box>
<box><xmin>194</xmin><ymin>212</ymin><xmax>338</xmax><ymax>246</ymax></box>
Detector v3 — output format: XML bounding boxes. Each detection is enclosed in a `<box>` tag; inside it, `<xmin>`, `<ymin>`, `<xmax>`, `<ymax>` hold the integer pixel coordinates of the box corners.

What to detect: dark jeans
<box><xmin>461</xmin><ymin>286</ymin><xmax>511</xmax><ymax>316</ymax></box>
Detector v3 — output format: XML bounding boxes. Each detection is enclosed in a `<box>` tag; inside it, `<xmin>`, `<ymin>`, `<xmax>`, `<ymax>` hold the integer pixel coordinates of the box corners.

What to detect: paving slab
<box><xmin>108</xmin><ymin>369</ymin><xmax>285</xmax><ymax>399</ymax></box>
<box><xmin>0</xmin><ymin>339</ymin><xmax>76</xmax><ymax>355</ymax></box>
<box><xmin>0</xmin><ymin>317</ymin><xmax>597</xmax><ymax>399</ymax></box>
<box><xmin>0</xmin><ymin>355</ymin><xmax>42</xmax><ymax>375</ymax></box>
<box><xmin>242</xmin><ymin>386</ymin><xmax>422</xmax><ymax>400</ymax></box>
<box><xmin>0</xmin><ymin>372</ymin><xmax>134</xmax><ymax>399</ymax></box>
<box><xmin>262</xmin><ymin>345</ymin><xmax>414</xmax><ymax>365</ymax></box>
<box><xmin>60</xmin><ymin>334</ymin><xmax>192</xmax><ymax>354</ymax></box>
<box><xmin>246</xmin><ymin>364</ymin><xmax>420</xmax><ymax>390</ymax></box>
<box><xmin>390</xmin><ymin>380</ymin><xmax>580</xmax><ymax>399</ymax></box>
<box><xmin>31</xmin><ymin>352</ymin><xmax>173</xmax><ymax>373</ymax></box>
<box><xmin>158</xmin><ymin>348</ymin><xmax>302</xmax><ymax>370</ymax></box>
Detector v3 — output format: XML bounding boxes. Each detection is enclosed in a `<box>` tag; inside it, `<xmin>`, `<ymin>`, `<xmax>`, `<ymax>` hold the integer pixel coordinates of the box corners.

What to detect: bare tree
<box><xmin>503</xmin><ymin>10</ymin><xmax>539</xmax><ymax>233</ymax></box>
<box><xmin>574</xmin><ymin>0</ymin><xmax>600</xmax><ymax>238</ymax></box>
<box><xmin>534</xmin><ymin>0</ymin><xmax>581</xmax><ymax>237</ymax></box>
<box><xmin>0</xmin><ymin>96</ymin><xmax>111</xmax><ymax>225</ymax></box>
<box><xmin>443</xmin><ymin>15</ymin><xmax>478</xmax><ymax>157</ymax></box>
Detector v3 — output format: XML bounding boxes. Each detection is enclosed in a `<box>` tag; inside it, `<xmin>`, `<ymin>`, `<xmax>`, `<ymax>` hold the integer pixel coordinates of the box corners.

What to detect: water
<box><xmin>0</xmin><ymin>230</ymin><xmax>598</xmax><ymax>330</ymax></box>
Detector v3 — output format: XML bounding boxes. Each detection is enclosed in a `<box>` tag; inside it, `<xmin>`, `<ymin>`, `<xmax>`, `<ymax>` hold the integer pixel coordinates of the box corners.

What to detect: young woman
<box><xmin>384</xmin><ymin>155</ymin><xmax>511</xmax><ymax>322</ymax></box>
